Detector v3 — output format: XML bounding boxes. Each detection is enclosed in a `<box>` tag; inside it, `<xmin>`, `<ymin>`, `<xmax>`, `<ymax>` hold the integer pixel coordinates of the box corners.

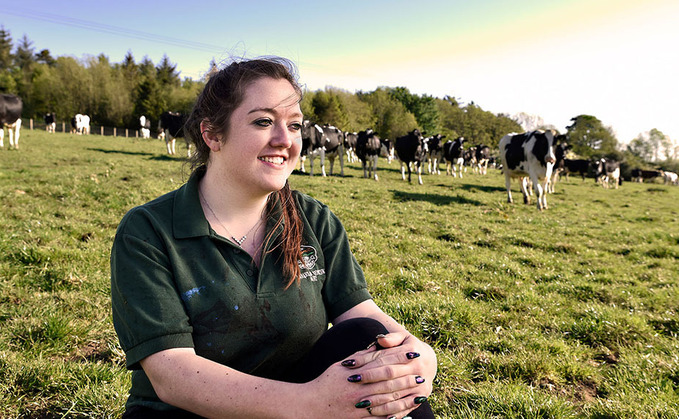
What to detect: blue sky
<box><xmin>2</xmin><ymin>0</ymin><xmax>678</xmax><ymax>145</ymax></box>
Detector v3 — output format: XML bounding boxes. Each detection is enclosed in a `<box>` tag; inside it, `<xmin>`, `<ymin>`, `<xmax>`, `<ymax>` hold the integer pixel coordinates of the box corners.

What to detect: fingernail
<box><xmin>355</xmin><ymin>400</ymin><xmax>371</xmax><ymax>408</ymax></box>
<box><xmin>347</xmin><ymin>374</ymin><xmax>362</xmax><ymax>383</ymax></box>
<box><xmin>375</xmin><ymin>333</ymin><xmax>387</xmax><ymax>339</ymax></box>
<box><xmin>415</xmin><ymin>375</ymin><xmax>425</xmax><ymax>384</ymax></box>
<box><xmin>406</xmin><ymin>352</ymin><xmax>420</xmax><ymax>359</ymax></box>
<box><xmin>414</xmin><ymin>396</ymin><xmax>427</xmax><ymax>404</ymax></box>
<box><xmin>341</xmin><ymin>359</ymin><xmax>356</xmax><ymax>367</ymax></box>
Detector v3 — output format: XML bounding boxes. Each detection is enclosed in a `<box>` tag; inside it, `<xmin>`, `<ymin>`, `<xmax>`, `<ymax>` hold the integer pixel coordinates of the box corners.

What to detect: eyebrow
<box><xmin>247</xmin><ymin>107</ymin><xmax>303</xmax><ymax>118</ymax></box>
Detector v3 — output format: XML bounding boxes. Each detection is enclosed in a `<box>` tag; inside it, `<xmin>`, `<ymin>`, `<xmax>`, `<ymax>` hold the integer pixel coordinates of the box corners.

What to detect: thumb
<box><xmin>376</xmin><ymin>332</ymin><xmax>408</xmax><ymax>348</ymax></box>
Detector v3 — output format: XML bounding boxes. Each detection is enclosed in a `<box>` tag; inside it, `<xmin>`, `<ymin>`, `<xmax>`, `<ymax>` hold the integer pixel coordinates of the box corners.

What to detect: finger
<box><xmin>361</xmin><ymin>394</ymin><xmax>429</xmax><ymax>418</ymax></box>
<box><xmin>375</xmin><ymin>332</ymin><xmax>408</xmax><ymax>348</ymax></box>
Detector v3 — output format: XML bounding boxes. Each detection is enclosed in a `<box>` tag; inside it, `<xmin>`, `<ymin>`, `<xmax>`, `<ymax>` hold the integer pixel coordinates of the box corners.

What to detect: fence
<box><xmin>24</xmin><ymin>118</ymin><xmax>159</xmax><ymax>139</ymax></box>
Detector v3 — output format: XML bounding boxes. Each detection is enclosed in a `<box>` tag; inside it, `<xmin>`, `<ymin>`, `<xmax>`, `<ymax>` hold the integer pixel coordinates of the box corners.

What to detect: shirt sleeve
<box><xmin>296</xmin><ymin>194</ymin><xmax>372</xmax><ymax>320</ymax></box>
<box><xmin>110</xmin><ymin>207</ymin><xmax>194</xmax><ymax>369</ymax></box>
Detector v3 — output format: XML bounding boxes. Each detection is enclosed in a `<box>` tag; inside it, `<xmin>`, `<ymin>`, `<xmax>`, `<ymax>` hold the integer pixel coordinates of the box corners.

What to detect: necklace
<box><xmin>200</xmin><ymin>192</ymin><xmax>261</xmax><ymax>247</ymax></box>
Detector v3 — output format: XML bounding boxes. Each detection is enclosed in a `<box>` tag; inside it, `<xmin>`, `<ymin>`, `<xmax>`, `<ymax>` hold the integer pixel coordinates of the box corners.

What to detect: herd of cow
<box><xmin>1</xmin><ymin>93</ymin><xmax>677</xmax><ymax>211</ymax></box>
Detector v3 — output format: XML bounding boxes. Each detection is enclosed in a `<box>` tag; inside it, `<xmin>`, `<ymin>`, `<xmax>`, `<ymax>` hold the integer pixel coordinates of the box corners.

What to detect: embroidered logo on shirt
<box><xmin>298</xmin><ymin>245</ymin><xmax>325</xmax><ymax>282</ymax></box>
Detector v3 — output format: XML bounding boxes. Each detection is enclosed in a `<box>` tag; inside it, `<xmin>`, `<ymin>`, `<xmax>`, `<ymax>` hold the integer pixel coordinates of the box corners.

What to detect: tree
<box><xmin>388</xmin><ymin>87</ymin><xmax>440</xmax><ymax>134</ymax></box>
<box><xmin>0</xmin><ymin>26</ymin><xmax>13</xmax><ymax>70</ymax></box>
<box><xmin>35</xmin><ymin>49</ymin><xmax>55</xmax><ymax>66</ymax></box>
<box><xmin>358</xmin><ymin>88</ymin><xmax>417</xmax><ymax>140</ymax></box>
<box><xmin>565</xmin><ymin>115</ymin><xmax>618</xmax><ymax>158</ymax></box>
<box><xmin>156</xmin><ymin>54</ymin><xmax>180</xmax><ymax>88</ymax></box>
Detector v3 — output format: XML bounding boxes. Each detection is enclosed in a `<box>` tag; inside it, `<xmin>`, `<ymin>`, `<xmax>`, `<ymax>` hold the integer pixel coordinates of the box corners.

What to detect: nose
<box><xmin>270</xmin><ymin>122</ymin><xmax>296</xmax><ymax>148</ymax></box>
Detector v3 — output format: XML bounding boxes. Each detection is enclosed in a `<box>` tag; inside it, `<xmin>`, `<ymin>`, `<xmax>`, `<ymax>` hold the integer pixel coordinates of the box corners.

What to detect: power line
<box><xmin>3</xmin><ymin>8</ymin><xmax>227</xmax><ymax>54</ymax></box>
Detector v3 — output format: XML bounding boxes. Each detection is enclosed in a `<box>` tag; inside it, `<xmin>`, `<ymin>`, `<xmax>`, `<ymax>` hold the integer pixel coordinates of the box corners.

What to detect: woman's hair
<box><xmin>185</xmin><ymin>57</ymin><xmax>304</xmax><ymax>288</ymax></box>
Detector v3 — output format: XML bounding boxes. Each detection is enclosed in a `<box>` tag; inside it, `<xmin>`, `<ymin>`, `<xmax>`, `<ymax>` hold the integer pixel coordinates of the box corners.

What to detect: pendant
<box><xmin>233</xmin><ymin>235</ymin><xmax>247</xmax><ymax>246</ymax></box>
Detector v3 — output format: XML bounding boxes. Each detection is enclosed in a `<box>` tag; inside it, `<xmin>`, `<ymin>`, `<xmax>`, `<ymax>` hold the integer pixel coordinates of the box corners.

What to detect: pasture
<box><xmin>1</xmin><ymin>130</ymin><xmax>678</xmax><ymax>418</ymax></box>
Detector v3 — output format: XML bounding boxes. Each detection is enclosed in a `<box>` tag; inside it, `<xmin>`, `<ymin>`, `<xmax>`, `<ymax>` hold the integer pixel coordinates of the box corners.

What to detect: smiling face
<box><xmin>209</xmin><ymin>77</ymin><xmax>303</xmax><ymax>198</ymax></box>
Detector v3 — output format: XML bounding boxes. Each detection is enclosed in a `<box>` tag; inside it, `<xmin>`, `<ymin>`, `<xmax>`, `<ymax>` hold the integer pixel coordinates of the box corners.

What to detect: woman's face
<box><xmin>212</xmin><ymin>77</ymin><xmax>303</xmax><ymax>197</ymax></box>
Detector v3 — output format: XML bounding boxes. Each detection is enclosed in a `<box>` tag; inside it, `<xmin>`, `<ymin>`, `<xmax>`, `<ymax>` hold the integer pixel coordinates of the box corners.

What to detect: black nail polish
<box><xmin>406</xmin><ymin>352</ymin><xmax>420</xmax><ymax>359</ymax></box>
<box><xmin>347</xmin><ymin>374</ymin><xmax>362</xmax><ymax>383</ymax></box>
<box><xmin>415</xmin><ymin>376</ymin><xmax>425</xmax><ymax>384</ymax></box>
<box><xmin>341</xmin><ymin>359</ymin><xmax>356</xmax><ymax>367</ymax></box>
<box><xmin>414</xmin><ymin>396</ymin><xmax>427</xmax><ymax>404</ymax></box>
<box><xmin>355</xmin><ymin>400</ymin><xmax>371</xmax><ymax>408</ymax></box>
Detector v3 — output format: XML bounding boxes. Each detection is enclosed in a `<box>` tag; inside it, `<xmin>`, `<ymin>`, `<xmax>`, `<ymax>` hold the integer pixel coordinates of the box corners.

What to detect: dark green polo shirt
<box><xmin>111</xmin><ymin>169</ymin><xmax>371</xmax><ymax>410</ymax></box>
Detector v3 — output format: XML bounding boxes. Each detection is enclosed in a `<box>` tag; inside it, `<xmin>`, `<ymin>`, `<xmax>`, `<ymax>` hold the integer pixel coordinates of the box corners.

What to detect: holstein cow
<box><xmin>44</xmin><ymin>112</ymin><xmax>56</xmax><ymax>133</ymax></box>
<box><xmin>356</xmin><ymin>129</ymin><xmax>381</xmax><ymax>180</ymax></box>
<box><xmin>499</xmin><ymin>131</ymin><xmax>557</xmax><ymax>210</ymax></box>
<box><xmin>548</xmin><ymin>142</ymin><xmax>571</xmax><ymax>193</ymax></box>
<box><xmin>442</xmin><ymin>137</ymin><xmax>465</xmax><ymax>178</ymax></box>
<box><xmin>139</xmin><ymin>115</ymin><xmax>151</xmax><ymax>139</ymax></box>
<box><xmin>72</xmin><ymin>114</ymin><xmax>90</xmax><ymax>135</ymax></box>
<box><xmin>631</xmin><ymin>168</ymin><xmax>662</xmax><ymax>183</ymax></box>
<box><xmin>474</xmin><ymin>144</ymin><xmax>491</xmax><ymax>175</ymax></box>
<box><xmin>321</xmin><ymin>124</ymin><xmax>344</xmax><ymax>176</ymax></box>
<box><xmin>592</xmin><ymin>158</ymin><xmax>621</xmax><ymax>189</ymax></box>
<box><xmin>395</xmin><ymin>129</ymin><xmax>428</xmax><ymax>184</ymax></box>
<box><xmin>159</xmin><ymin>112</ymin><xmax>191</xmax><ymax>157</ymax></box>
<box><xmin>660</xmin><ymin>170</ymin><xmax>678</xmax><ymax>185</ymax></box>
<box><xmin>344</xmin><ymin>131</ymin><xmax>358</xmax><ymax>163</ymax></box>
<box><xmin>426</xmin><ymin>134</ymin><xmax>445</xmax><ymax>175</ymax></box>
<box><xmin>0</xmin><ymin>94</ymin><xmax>22</xmax><ymax>149</ymax></box>
<box><xmin>301</xmin><ymin>120</ymin><xmax>326</xmax><ymax>176</ymax></box>
<box><xmin>561</xmin><ymin>159</ymin><xmax>591</xmax><ymax>181</ymax></box>
<box><xmin>380</xmin><ymin>138</ymin><xmax>395</xmax><ymax>164</ymax></box>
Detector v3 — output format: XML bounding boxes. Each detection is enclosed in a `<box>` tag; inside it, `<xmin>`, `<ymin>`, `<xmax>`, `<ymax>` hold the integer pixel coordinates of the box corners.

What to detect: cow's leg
<box><xmin>534</xmin><ymin>177</ymin><xmax>547</xmax><ymax>210</ymax></box>
<box><xmin>401</xmin><ymin>162</ymin><xmax>407</xmax><ymax>181</ymax></box>
<box><xmin>371</xmin><ymin>155</ymin><xmax>379</xmax><ymax>181</ymax></box>
<box><xmin>446</xmin><ymin>162</ymin><xmax>451</xmax><ymax>176</ymax></box>
<box><xmin>299</xmin><ymin>156</ymin><xmax>306</xmax><ymax>173</ymax></box>
<box><xmin>520</xmin><ymin>177</ymin><xmax>531</xmax><ymax>205</ymax></box>
<box><xmin>339</xmin><ymin>150</ymin><xmax>344</xmax><ymax>177</ymax></box>
<box><xmin>186</xmin><ymin>141</ymin><xmax>192</xmax><ymax>158</ymax></box>
<box><xmin>10</xmin><ymin>120</ymin><xmax>20</xmax><ymax>149</ymax></box>
<box><xmin>309</xmin><ymin>155</ymin><xmax>315</xmax><ymax>176</ymax></box>
<box><xmin>417</xmin><ymin>162</ymin><xmax>423</xmax><ymax>185</ymax></box>
<box><xmin>504</xmin><ymin>173</ymin><xmax>513</xmax><ymax>203</ymax></box>
<box><xmin>0</xmin><ymin>127</ymin><xmax>4</xmax><ymax>148</ymax></box>
<box><xmin>320</xmin><ymin>150</ymin><xmax>327</xmax><ymax>177</ymax></box>
<box><xmin>362</xmin><ymin>160</ymin><xmax>368</xmax><ymax>178</ymax></box>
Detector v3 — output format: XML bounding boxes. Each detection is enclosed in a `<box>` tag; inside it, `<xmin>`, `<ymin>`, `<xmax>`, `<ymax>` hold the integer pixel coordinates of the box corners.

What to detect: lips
<box><xmin>258</xmin><ymin>156</ymin><xmax>286</xmax><ymax>165</ymax></box>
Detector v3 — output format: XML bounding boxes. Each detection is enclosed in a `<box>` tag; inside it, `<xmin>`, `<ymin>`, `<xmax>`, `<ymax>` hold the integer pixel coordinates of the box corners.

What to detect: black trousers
<box><xmin>123</xmin><ymin>317</ymin><xmax>434</xmax><ymax>418</ymax></box>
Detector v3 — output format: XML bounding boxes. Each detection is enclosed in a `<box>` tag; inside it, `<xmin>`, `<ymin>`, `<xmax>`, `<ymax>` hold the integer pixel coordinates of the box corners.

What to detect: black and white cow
<box><xmin>631</xmin><ymin>168</ymin><xmax>662</xmax><ymax>183</ymax></box>
<box><xmin>301</xmin><ymin>121</ymin><xmax>326</xmax><ymax>176</ymax></box>
<box><xmin>499</xmin><ymin>131</ymin><xmax>557</xmax><ymax>210</ymax></box>
<box><xmin>548</xmin><ymin>142</ymin><xmax>571</xmax><ymax>193</ymax></box>
<box><xmin>474</xmin><ymin>144</ymin><xmax>491</xmax><ymax>175</ymax></box>
<box><xmin>139</xmin><ymin>115</ymin><xmax>151</xmax><ymax>139</ymax></box>
<box><xmin>71</xmin><ymin>114</ymin><xmax>90</xmax><ymax>135</ymax></box>
<box><xmin>442</xmin><ymin>137</ymin><xmax>465</xmax><ymax>178</ymax></box>
<box><xmin>561</xmin><ymin>159</ymin><xmax>591</xmax><ymax>181</ymax></box>
<box><xmin>321</xmin><ymin>125</ymin><xmax>344</xmax><ymax>176</ymax></box>
<box><xmin>463</xmin><ymin>146</ymin><xmax>476</xmax><ymax>174</ymax></box>
<box><xmin>395</xmin><ymin>129</ymin><xmax>427</xmax><ymax>184</ymax></box>
<box><xmin>356</xmin><ymin>129</ymin><xmax>381</xmax><ymax>180</ymax></box>
<box><xmin>661</xmin><ymin>170</ymin><xmax>678</xmax><ymax>185</ymax></box>
<box><xmin>0</xmin><ymin>94</ymin><xmax>22</xmax><ymax>149</ymax></box>
<box><xmin>593</xmin><ymin>158</ymin><xmax>621</xmax><ymax>189</ymax></box>
<box><xmin>159</xmin><ymin>111</ymin><xmax>190</xmax><ymax>156</ymax></box>
<box><xmin>44</xmin><ymin>112</ymin><xmax>56</xmax><ymax>133</ymax></box>
<box><xmin>380</xmin><ymin>138</ymin><xmax>395</xmax><ymax>164</ymax></box>
<box><xmin>344</xmin><ymin>131</ymin><xmax>358</xmax><ymax>163</ymax></box>
<box><xmin>426</xmin><ymin>134</ymin><xmax>445</xmax><ymax>174</ymax></box>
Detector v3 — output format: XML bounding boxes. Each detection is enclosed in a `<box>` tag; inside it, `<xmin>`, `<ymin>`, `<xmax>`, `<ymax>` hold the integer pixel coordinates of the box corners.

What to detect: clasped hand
<box><xmin>303</xmin><ymin>332</ymin><xmax>435</xmax><ymax>419</ymax></box>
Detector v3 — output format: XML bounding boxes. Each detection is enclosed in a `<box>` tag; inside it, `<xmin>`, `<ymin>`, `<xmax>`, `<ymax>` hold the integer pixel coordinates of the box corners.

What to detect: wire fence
<box><xmin>23</xmin><ymin>118</ymin><xmax>160</xmax><ymax>139</ymax></box>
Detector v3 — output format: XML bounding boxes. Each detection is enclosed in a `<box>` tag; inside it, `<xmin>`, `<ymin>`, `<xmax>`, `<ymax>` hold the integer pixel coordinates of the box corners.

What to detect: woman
<box><xmin>111</xmin><ymin>57</ymin><xmax>437</xmax><ymax>418</ymax></box>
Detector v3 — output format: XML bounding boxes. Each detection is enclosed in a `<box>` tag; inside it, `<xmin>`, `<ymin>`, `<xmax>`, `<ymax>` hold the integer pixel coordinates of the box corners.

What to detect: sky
<box><xmin>2</xmin><ymin>0</ymin><xmax>678</xmax><ymax>144</ymax></box>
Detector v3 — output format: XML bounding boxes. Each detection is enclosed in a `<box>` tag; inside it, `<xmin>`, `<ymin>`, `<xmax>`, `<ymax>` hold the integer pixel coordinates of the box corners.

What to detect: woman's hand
<box><xmin>335</xmin><ymin>332</ymin><xmax>436</xmax><ymax>418</ymax></box>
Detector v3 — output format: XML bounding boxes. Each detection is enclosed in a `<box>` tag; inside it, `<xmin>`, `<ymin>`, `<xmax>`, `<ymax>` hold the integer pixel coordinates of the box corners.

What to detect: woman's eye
<box><xmin>254</xmin><ymin>118</ymin><xmax>272</xmax><ymax>127</ymax></box>
<box><xmin>290</xmin><ymin>123</ymin><xmax>302</xmax><ymax>131</ymax></box>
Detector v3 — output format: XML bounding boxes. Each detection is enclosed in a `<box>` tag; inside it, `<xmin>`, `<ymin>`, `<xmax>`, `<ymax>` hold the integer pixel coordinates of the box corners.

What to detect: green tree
<box><xmin>388</xmin><ymin>87</ymin><xmax>440</xmax><ymax>134</ymax></box>
<box><xmin>0</xmin><ymin>26</ymin><xmax>13</xmax><ymax>70</ymax></box>
<box><xmin>35</xmin><ymin>49</ymin><xmax>55</xmax><ymax>66</ymax></box>
<box><xmin>358</xmin><ymin>87</ymin><xmax>417</xmax><ymax>140</ymax></box>
<box><xmin>565</xmin><ymin>115</ymin><xmax>618</xmax><ymax>158</ymax></box>
<box><xmin>156</xmin><ymin>54</ymin><xmax>180</xmax><ymax>88</ymax></box>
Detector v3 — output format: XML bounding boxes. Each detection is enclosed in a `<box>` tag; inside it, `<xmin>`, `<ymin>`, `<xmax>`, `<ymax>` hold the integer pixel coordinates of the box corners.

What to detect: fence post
<box><xmin>29</xmin><ymin>118</ymin><xmax>34</xmax><ymax>130</ymax></box>
<box><xmin>125</xmin><ymin>128</ymin><xmax>128</xmax><ymax>138</ymax></box>
<box><xmin>62</xmin><ymin>122</ymin><xmax>66</xmax><ymax>132</ymax></box>
<box><xmin>101</xmin><ymin>126</ymin><xmax>104</xmax><ymax>136</ymax></box>
<box><xmin>113</xmin><ymin>127</ymin><xmax>117</xmax><ymax>137</ymax></box>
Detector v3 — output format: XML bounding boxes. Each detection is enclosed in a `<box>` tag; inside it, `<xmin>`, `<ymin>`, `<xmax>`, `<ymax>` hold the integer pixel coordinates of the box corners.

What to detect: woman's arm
<box><xmin>141</xmin><ymin>346</ymin><xmax>413</xmax><ymax>419</ymax></box>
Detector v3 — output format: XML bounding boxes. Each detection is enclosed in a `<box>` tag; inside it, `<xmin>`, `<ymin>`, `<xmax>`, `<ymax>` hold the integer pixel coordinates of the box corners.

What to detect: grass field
<box><xmin>1</xmin><ymin>130</ymin><xmax>678</xmax><ymax>418</ymax></box>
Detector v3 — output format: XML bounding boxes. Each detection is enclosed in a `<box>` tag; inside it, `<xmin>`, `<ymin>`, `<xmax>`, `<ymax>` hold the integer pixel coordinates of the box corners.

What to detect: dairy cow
<box><xmin>395</xmin><ymin>129</ymin><xmax>427</xmax><ymax>184</ymax></box>
<box><xmin>344</xmin><ymin>132</ymin><xmax>358</xmax><ymax>163</ymax></box>
<box><xmin>0</xmin><ymin>94</ymin><xmax>22</xmax><ymax>149</ymax></box>
<box><xmin>631</xmin><ymin>168</ymin><xmax>662</xmax><ymax>183</ymax></box>
<box><xmin>301</xmin><ymin>121</ymin><xmax>326</xmax><ymax>176</ymax></box>
<box><xmin>321</xmin><ymin>125</ymin><xmax>344</xmax><ymax>176</ymax></box>
<box><xmin>356</xmin><ymin>129</ymin><xmax>381</xmax><ymax>180</ymax></box>
<box><xmin>159</xmin><ymin>111</ymin><xmax>190</xmax><ymax>156</ymax></box>
<box><xmin>442</xmin><ymin>137</ymin><xmax>465</xmax><ymax>178</ymax></box>
<box><xmin>44</xmin><ymin>112</ymin><xmax>56</xmax><ymax>133</ymax></box>
<box><xmin>474</xmin><ymin>144</ymin><xmax>491</xmax><ymax>175</ymax></box>
<box><xmin>139</xmin><ymin>115</ymin><xmax>151</xmax><ymax>139</ymax></box>
<box><xmin>71</xmin><ymin>114</ymin><xmax>90</xmax><ymax>135</ymax></box>
<box><xmin>593</xmin><ymin>158</ymin><xmax>621</xmax><ymax>189</ymax></box>
<box><xmin>499</xmin><ymin>131</ymin><xmax>557</xmax><ymax>210</ymax></box>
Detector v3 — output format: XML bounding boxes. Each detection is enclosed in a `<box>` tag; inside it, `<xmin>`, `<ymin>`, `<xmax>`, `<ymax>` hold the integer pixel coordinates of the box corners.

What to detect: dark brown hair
<box><xmin>185</xmin><ymin>57</ymin><xmax>304</xmax><ymax>288</ymax></box>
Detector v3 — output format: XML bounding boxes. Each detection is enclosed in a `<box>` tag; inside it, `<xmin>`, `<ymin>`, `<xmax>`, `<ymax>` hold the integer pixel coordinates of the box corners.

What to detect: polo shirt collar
<box><xmin>173</xmin><ymin>166</ymin><xmax>210</xmax><ymax>239</ymax></box>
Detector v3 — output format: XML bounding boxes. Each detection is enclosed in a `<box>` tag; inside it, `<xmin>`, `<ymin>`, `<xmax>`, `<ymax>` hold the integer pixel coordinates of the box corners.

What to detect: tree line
<box><xmin>1</xmin><ymin>26</ymin><xmax>676</xmax><ymax>173</ymax></box>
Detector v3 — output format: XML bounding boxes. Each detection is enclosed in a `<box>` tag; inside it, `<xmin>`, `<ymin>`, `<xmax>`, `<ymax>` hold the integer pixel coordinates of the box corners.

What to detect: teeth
<box><xmin>259</xmin><ymin>156</ymin><xmax>285</xmax><ymax>165</ymax></box>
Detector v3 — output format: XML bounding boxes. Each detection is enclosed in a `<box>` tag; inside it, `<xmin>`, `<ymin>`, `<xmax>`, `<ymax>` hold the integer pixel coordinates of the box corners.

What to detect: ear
<box><xmin>200</xmin><ymin>120</ymin><xmax>222</xmax><ymax>152</ymax></box>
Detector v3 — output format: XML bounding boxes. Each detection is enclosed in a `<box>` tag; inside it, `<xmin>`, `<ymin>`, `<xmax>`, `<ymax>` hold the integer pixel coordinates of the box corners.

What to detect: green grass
<box><xmin>1</xmin><ymin>130</ymin><xmax>678</xmax><ymax>418</ymax></box>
